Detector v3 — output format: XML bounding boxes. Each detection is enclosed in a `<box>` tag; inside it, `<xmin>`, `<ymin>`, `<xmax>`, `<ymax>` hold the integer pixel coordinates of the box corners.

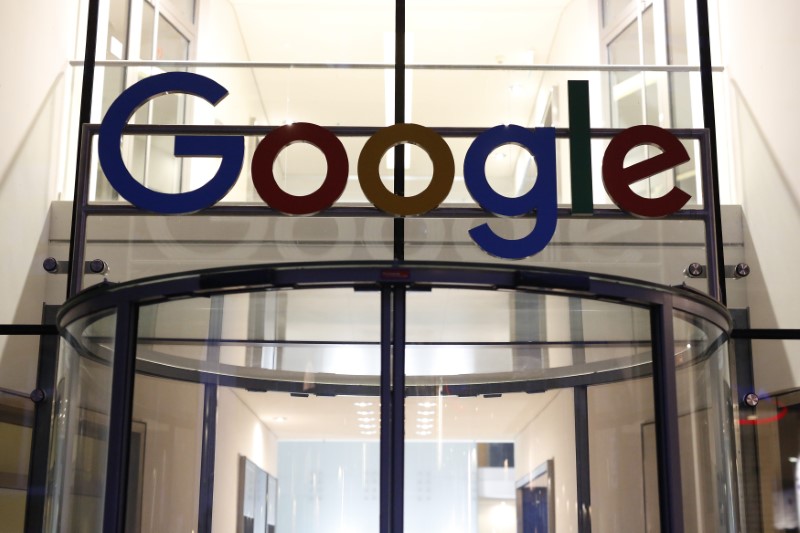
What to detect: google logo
<box><xmin>99</xmin><ymin>72</ymin><xmax>692</xmax><ymax>260</ymax></box>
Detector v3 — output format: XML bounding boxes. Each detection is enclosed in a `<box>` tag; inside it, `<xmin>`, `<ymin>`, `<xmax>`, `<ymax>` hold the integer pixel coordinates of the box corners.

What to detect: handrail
<box><xmin>69</xmin><ymin>59</ymin><xmax>725</xmax><ymax>72</ymax></box>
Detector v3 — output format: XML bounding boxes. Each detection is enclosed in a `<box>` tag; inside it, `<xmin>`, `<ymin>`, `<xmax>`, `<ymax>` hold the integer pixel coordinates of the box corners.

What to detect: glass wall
<box><xmin>47</xmin><ymin>263</ymin><xmax>738</xmax><ymax>533</ymax></box>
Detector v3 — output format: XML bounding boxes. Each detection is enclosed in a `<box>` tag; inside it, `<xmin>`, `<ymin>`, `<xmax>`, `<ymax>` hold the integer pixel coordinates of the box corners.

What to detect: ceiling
<box><xmin>235</xmin><ymin>387</ymin><xmax>559</xmax><ymax>441</ymax></box>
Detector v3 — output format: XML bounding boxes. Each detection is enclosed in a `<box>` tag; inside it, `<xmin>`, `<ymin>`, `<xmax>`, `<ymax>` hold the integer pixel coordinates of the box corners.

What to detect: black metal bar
<box><xmin>392</xmin><ymin>286</ymin><xmax>406</xmax><ymax>533</ymax></box>
<box><xmin>695</xmin><ymin>0</ymin><xmax>726</xmax><ymax>305</ymax></box>
<box><xmin>574</xmin><ymin>387</ymin><xmax>592</xmax><ymax>533</ymax></box>
<box><xmin>0</xmin><ymin>324</ymin><xmax>59</xmax><ymax>335</ymax></box>
<box><xmin>568</xmin><ymin>298</ymin><xmax>592</xmax><ymax>533</ymax></box>
<box><xmin>82</xmin><ymin>121</ymin><xmax>709</xmax><ymax>138</ymax></box>
<box><xmin>68</xmin><ymin>125</ymin><xmax>93</xmax><ymax>296</ymax></box>
<box><xmin>23</xmin><ymin>305</ymin><xmax>60</xmax><ymax>533</ymax></box>
<box><xmin>730</xmin><ymin>310</ymin><xmax>763</xmax><ymax>531</ymax></box>
<box><xmin>731</xmin><ymin>329</ymin><xmax>800</xmax><ymax>340</ymax></box>
<box><xmin>67</xmin><ymin>0</ymin><xmax>100</xmax><ymax>298</ymax></box>
<box><xmin>198</xmin><ymin>295</ymin><xmax>223</xmax><ymax>533</ymax></box>
<box><xmin>79</xmin><ymin>202</ymin><xmax>712</xmax><ymax>220</ymax></box>
<box><xmin>102</xmin><ymin>302</ymin><xmax>139</xmax><ymax>533</ymax></box>
<box><xmin>198</xmin><ymin>384</ymin><xmax>217</xmax><ymax>533</ymax></box>
<box><xmin>379</xmin><ymin>288</ymin><xmax>392</xmax><ymax>533</ymax></box>
<box><xmin>699</xmin><ymin>133</ymin><xmax>722</xmax><ymax>301</ymax></box>
<box><xmin>75</xmin><ymin>59</ymin><xmax>725</xmax><ymax>72</ymax></box>
<box><xmin>650</xmin><ymin>298</ymin><xmax>685</xmax><ymax>533</ymax></box>
<box><xmin>393</xmin><ymin>0</ymin><xmax>406</xmax><ymax>262</ymax></box>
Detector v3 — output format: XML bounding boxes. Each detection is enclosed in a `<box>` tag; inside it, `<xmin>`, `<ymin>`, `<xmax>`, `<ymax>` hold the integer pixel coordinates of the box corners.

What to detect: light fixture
<box><xmin>789</xmin><ymin>457</ymin><xmax>798</xmax><ymax>463</ymax></box>
<box><xmin>359</xmin><ymin>424</ymin><xmax>377</xmax><ymax>429</ymax></box>
<box><xmin>417</xmin><ymin>424</ymin><xmax>433</xmax><ymax>430</ymax></box>
<box><xmin>361</xmin><ymin>430</ymin><xmax>377</xmax><ymax>436</ymax></box>
<box><xmin>417</xmin><ymin>410</ymin><xmax>435</xmax><ymax>416</ymax></box>
<box><xmin>358</xmin><ymin>417</ymin><xmax>376</xmax><ymax>423</ymax></box>
<box><xmin>419</xmin><ymin>401</ymin><xmax>436</xmax><ymax>408</ymax></box>
<box><xmin>416</xmin><ymin>430</ymin><xmax>432</xmax><ymax>436</ymax></box>
<box><xmin>356</xmin><ymin>410</ymin><xmax>375</xmax><ymax>416</ymax></box>
<box><xmin>418</xmin><ymin>418</ymin><xmax>433</xmax><ymax>423</ymax></box>
<box><xmin>354</xmin><ymin>402</ymin><xmax>373</xmax><ymax>408</ymax></box>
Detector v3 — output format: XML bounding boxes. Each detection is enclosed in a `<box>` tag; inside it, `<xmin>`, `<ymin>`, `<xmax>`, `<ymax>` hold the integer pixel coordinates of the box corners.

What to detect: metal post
<box><xmin>102</xmin><ymin>302</ymin><xmax>139</xmax><ymax>533</ymax></box>
<box><xmin>569</xmin><ymin>298</ymin><xmax>592</xmax><ymax>533</ymax></box>
<box><xmin>24</xmin><ymin>305</ymin><xmax>60</xmax><ymax>533</ymax></box>
<box><xmin>650</xmin><ymin>298</ymin><xmax>685</xmax><ymax>533</ymax></box>
<box><xmin>393</xmin><ymin>0</ymin><xmax>406</xmax><ymax>261</ymax></box>
<box><xmin>198</xmin><ymin>295</ymin><xmax>223</xmax><ymax>533</ymax></box>
<box><xmin>695</xmin><ymin>0</ymin><xmax>727</xmax><ymax>305</ymax></box>
<box><xmin>379</xmin><ymin>288</ymin><xmax>392</xmax><ymax>533</ymax></box>
<box><xmin>67</xmin><ymin>0</ymin><xmax>100</xmax><ymax>298</ymax></box>
<box><xmin>392</xmin><ymin>286</ymin><xmax>406</xmax><ymax>533</ymax></box>
<box><xmin>68</xmin><ymin>126</ymin><xmax>93</xmax><ymax>297</ymax></box>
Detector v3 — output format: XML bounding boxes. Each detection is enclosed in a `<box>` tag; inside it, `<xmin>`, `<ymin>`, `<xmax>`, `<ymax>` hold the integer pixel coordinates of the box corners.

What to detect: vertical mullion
<box><xmin>198</xmin><ymin>295</ymin><xmax>223</xmax><ymax>533</ymax></box>
<box><xmin>393</xmin><ymin>0</ymin><xmax>406</xmax><ymax>261</ymax></box>
<box><xmin>102</xmin><ymin>302</ymin><xmax>140</xmax><ymax>533</ymax></box>
<box><xmin>379</xmin><ymin>287</ymin><xmax>393</xmax><ymax>533</ymax></box>
<box><xmin>569</xmin><ymin>298</ymin><xmax>592</xmax><ymax>533</ymax></box>
<box><xmin>391</xmin><ymin>286</ymin><xmax>406</xmax><ymax>533</ymax></box>
<box><xmin>650</xmin><ymin>298</ymin><xmax>685</xmax><ymax>533</ymax></box>
<box><xmin>695</xmin><ymin>0</ymin><xmax>726</xmax><ymax>304</ymax></box>
<box><xmin>24</xmin><ymin>305</ymin><xmax>60</xmax><ymax>533</ymax></box>
<box><xmin>68</xmin><ymin>0</ymin><xmax>100</xmax><ymax>298</ymax></box>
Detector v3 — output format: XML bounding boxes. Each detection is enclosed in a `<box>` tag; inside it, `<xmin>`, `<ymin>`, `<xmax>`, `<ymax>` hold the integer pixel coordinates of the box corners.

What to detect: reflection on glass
<box><xmin>44</xmin><ymin>313</ymin><xmax>117</xmax><ymax>533</ymax></box>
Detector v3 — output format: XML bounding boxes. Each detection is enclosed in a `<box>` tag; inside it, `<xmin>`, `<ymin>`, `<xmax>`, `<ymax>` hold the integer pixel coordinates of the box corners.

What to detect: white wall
<box><xmin>212</xmin><ymin>387</ymin><xmax>279</xmax><ymax>533</ymax></box>
<box><xmin>0</xmin><ymin>0</ymin><xmax>83</xmax><ymax>391</ymax></box>
<box><xmin>515</xmin><ymin>389</ymin><xmax>578</xmax><ymax>533</ymax></box>
<box><xmin>717</xmin><ymin>0</ymin><xmax>800</xmax><ymax>392</ymax></box>
<box><xmin>132</xmin><ymin>374</ymin><xmax>204</xmax><ymax>533</ymax></box>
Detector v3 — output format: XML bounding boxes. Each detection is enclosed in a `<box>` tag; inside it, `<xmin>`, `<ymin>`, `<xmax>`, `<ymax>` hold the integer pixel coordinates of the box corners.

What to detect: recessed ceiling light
<box><xmin>358</xmin><ymin>417</ymin><xmax>376</xmax><ymax>423</ymax></box>
<box><xmin>416</xmin><ymin>430</ymin><xmax>432</xmax><ymax>436</ymax></box>
<box><xmin>359</xmin><ymin>424</ymin><xmax>377</xmax><ymax>429</ymax></box>
<box><xmin>418</xmin><ymin>418</ymin><xmax>433</xmax><ymax>423</ymax></box>
<box><xmin>417</xmin><ymin>424</ymin><xmax>433</xmax><ymax>430</ymax></box>
<box><xmin>354</xmin><ymin>402</ymin><xmax>373</xmax><ymax>408</ymax></box>
<box><xmin>419</xmin><ymin>401</ymin><xmax>436</xmax><ymax>408</ymax></box>
<box><xmin>361</xmin><ymin>430</ymin><xmax>377</xmax><ymax>436</ymax></box>
<box><xmin>417</xmin><ymin>410</ymin><xmax>435</xmax><ymax>416</ymax></box>
<box><xmin>356</xmin><ymin>410</ymin><xmax>375</xmax><ymax>416</ymax></box>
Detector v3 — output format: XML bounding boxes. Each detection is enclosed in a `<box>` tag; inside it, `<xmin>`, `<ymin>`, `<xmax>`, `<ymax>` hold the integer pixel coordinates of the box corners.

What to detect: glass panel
<box><xmin>608</xmin><ymin>21</ymin><xmax>640</xmax><ymax>84</ymax></box>
<box><xmin>603</xmin><ymin>0</ymin><xmax>634</xmax><ymax>26</ymax></box>
<box><xmin>194</xmin><ymin>0</ymin><xmax>392</xmax><ymax>63</ymax></box>
<box><xmin>155</xmin><ymin>15</ymin><xmax>189</xmax><ymax>61</ymax></box>
<box><xmin>81</xmin><ymin>213</ymin><xmax>394</xmax><ymax>285</ymax></box>
<box><xmin>673</xmin><ymin>310</ymin><xmax>738</xmax><ymax>532</ymax></box>
<box><xmin>128</xmin><ymin>374</ymin><xmax>203</xmax><ymax>531</ymax></box>
<box><xmin>269</xmin><ymin>394</ymin><xmax>381</xmax><ymax>531</ymax></box>
<box><xmin>44</xmin><ymin>312</ymin><xmax>117</xmax><ymax>532</ymax></box>
<box><xmin>407</xmin><ymin>0</ymin><xmax>599</xmax><ymax>67</ymax></box>
<box><xmin>588</xmin><ymin>379</ymin><xmax>658</xmax><ymax>529</ymax></box>
<box><xmin>136</xmin><ymin>288</ymin><xmax>382</xmax><ymax>386</ymax></box>
<box><xmin>406</xmin><ymin>289</ymin><xmax>652</xmax><ymax>386</ymax></box>
<box><xmin>139</xmin><ymin>2</ymin><xmax>155</xmax><ymax>60</ymax></box>
<box><xmin>0</xmin><ymin>389</ymin><xmax>34</xmax><ymax>533</ymax></box>
<box><xmin>166</xmin><ymin>0</ymin><xmax>195</xmax><ymax>24</ymax></box>
<box><xmin>745</xmin><ymin>340</ymin><xmax>800</xmax><ymax>532</ymax></box>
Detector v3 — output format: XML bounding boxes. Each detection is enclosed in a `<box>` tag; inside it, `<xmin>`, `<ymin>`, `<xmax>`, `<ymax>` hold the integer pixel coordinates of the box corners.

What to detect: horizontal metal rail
<box><xmin>69</xmin><ymin>59</ymin><xmax>725</xmax><ymax>73</ymax></box>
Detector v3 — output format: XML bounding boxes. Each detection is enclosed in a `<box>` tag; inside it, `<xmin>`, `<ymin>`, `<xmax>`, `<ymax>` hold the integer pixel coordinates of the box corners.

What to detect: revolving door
<box><xmin>45</xmin><ymin>262</ymin><xmax>738</xmax><ymax>533</ymax></box>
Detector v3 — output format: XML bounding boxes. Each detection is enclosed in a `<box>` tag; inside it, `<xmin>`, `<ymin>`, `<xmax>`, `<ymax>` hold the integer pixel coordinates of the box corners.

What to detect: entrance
<box><xmin>45</xmin><ymin>262</ymin><xmax>738</xmax><ymax>533</ymax></box>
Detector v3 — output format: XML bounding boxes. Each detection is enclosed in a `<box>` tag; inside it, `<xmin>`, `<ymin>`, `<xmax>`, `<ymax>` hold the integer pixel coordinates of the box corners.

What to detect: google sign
<box><xmin>99</xmin><ymin>72</ymin><xmax>692</xmax><ymax>260</ymax></box>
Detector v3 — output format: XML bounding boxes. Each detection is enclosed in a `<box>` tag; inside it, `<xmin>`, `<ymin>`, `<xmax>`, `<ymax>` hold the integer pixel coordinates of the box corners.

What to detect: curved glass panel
<box><xmin>44</xmin><ymin>311</ymin><xmax>117</xmax><ymax>532</ymax></box>
<box><xmin>51</xmin><ymin>263</ymin><xmax>737</xmax><ymax>533</ymax></box>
